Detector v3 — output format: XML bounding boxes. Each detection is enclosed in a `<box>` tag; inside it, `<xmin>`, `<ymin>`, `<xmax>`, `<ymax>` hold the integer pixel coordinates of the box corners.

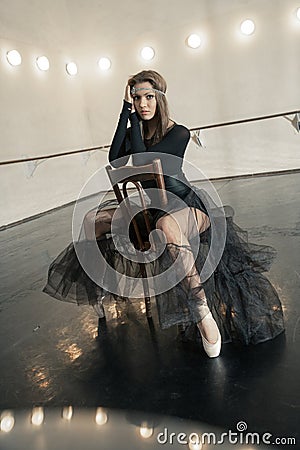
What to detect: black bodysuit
<box><xmin>109</xmin><ymin>100</ymin><xmax>192</xmax><ymax>201</ymax></box>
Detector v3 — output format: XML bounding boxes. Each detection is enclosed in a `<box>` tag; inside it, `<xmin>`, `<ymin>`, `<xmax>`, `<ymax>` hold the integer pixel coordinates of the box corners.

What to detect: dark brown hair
<box><xmin>128</xmin><ymin>70</ymin><xmax>170</xmax><ymax>145</ymax></box>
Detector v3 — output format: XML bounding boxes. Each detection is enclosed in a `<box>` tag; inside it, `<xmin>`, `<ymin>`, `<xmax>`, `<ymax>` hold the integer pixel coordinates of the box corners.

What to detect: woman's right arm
<box><xmin>108</xmin><ymin>100</ymin><xmax>132</xmax><ymax>166</ymax></box>
<box><xmin>109</xmin><ymin>84</ymin><xmax>134</xmax><ymax>167</ymax></box>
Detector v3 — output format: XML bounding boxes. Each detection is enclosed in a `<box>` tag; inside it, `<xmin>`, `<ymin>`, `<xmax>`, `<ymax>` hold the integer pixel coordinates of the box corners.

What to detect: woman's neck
<box><xmin>144</xmin><ymin>117</ymin><xmax>159</xmax><ymax>139</ymax></box>
<box><xmin>143</xmin><ymin>117</ymin><xmax>174</xmax><ymax>140</ymax></box>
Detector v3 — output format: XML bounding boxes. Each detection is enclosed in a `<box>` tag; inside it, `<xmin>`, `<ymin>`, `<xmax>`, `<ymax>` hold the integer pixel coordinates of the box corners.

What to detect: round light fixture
<box><xmin>36</xmin><ymin>55</ymin><xmax>50</xmax><ymax>71</ymax></box>
<box><xmin>240</xmin><ymin>19</ymin><xmax>256</xmax><ymax>35</ymax></box>
<box><xmin>31</xmin><ymin>407</ymin><xmax>44</xmax><ymax>426</ymax></box>
<box><xmin>139</xmin><ymin>425</ymin><xmax>154</xmax><ymax>439</ymax></box>
<box><xmin>62</xmin><ymin>406</ymin><xmax>73</xmax><ymax>421</ymax></box>
<box><xmin>98</xmin><ymin>57</ymin><xmax>111</xmax><ymax>71</ymax></box>
<box><xmin>66</xmin><ymin>62</ymin><xmax>78</xmax><ymax>76</ymax></box>
<box><xmin>141</xmin><ymin>46</ymin><xmax>155</xmax><ymax>61</ymax></box>
<box><xmin>95</xmin><ymin>408</ymin><xmax>108</xmax><ymax>425</ymax></box>
<box><xmin>296</xmin><ymin>7</ymin><xmax>300</xmax><ymax>21</ymax></box>
<box><xmin>0</xmin><ymin>413</ymin><xmax>15</xmax><ymax>433</ymax></box>
<box><xmin>187</xmin><ymin>34</ymin><xmax>202</xmax><ymax>49</ymax></box>
<box><xmin>6</xmin><ymin>49</ymin><xmax>22</xmax><ymax>66</ymax></box>
<box><xmin>188</xmin><ymin>440</ymin><xmax>202</xmax><ymax>450</ymax></box>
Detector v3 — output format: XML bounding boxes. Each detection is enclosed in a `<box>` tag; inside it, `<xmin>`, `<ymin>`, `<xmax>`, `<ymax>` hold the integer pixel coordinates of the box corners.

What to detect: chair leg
<box><xmin>93</xmin><ymin>297</ymin><xmax>105</xmax><ymax>318</ymax></box>
<box><xmin>97</xmin><ymin>317</ymin><xmax>108</xmax><ymax>339</ymax></box>
<box><xmin>142</xmin><ymin>277</ymin><xmax>152</xmax><ymax>318</ymax></box>
<box><xmin>140</xmin><ymin>264</ymin><xmax>152</xmax><ymax>318</ymax></box>
<box><xmin>145</xmin><ymin>297</ymin><xmax>152</xmax><ymax>318</ymax></box>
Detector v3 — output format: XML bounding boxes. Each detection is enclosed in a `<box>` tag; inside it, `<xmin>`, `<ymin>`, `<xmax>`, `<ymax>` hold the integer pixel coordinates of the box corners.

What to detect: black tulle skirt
<box><xmin>43</xmin><ymin>185</ymin><xmax>285</xmax><ymax>345</ymax></box>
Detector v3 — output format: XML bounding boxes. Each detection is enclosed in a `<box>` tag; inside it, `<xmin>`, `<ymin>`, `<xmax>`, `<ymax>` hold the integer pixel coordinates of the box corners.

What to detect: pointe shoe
<box><xmin>198</xmin><ymin>312</ymin><xmax>221</xmax><ymax>358</ymax></box>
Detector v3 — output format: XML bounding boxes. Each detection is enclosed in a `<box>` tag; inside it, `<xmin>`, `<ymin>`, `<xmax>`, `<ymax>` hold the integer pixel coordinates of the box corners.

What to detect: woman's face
<box><xmin>132</xmin><ymin>82</ymin><xmax>157</xmax><ymax>120</ymax></box>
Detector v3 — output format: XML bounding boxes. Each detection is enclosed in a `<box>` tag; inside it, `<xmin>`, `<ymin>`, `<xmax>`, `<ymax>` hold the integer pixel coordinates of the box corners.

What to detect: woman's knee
<box><xmin>83</xmin><ymin>210</ymin><xmax>96</xmax><ymax>231</ymax></box>
<box><xmin>156</xmin><ymin>215</ymin><xmax>180</xmax><ymax>240</ymax></box>
<box><xmin>84</xmin><ymin>209</ymin><xmax>111</xmax><ymax>238</ymax></box>
<box><xmin>156</xmin><ymin>215</ymin><xmax>171</xmax><ymax>231</ymax></box>
<box><xmin>192</xmin><ymin>208</ymin><xmax>210</xmax><ymax>234</ymax></box>
<box><xmin>199</xmin><ymin>213</ymin><xmax>210</xmax><ymax>233</ymax></box>
<box><xmin>84</xmin><ymin>210</ymin><xmax>96</xmax><ymax>224</ymax></box>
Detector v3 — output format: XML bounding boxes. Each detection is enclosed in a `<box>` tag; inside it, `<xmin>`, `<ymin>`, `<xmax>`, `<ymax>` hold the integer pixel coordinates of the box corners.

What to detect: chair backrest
<box><xmin>105</xmin><ymin>158</ymin><xmax>167</xmax><ymax>251</ymax></box>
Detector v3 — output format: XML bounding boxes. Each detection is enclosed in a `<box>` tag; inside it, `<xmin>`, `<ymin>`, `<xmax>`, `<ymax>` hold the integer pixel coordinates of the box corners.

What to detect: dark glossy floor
<box><xmin>0</xmin><ymin>173</ymin><xmax>299</xmax><ymax>449</ymax></box>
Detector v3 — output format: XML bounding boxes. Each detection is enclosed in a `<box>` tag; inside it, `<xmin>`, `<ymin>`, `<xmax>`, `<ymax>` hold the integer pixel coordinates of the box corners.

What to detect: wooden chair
<box><xmin>105</xmin><ymin>158</ymin><xmax>167</xmax><ymax>318</ymax></box>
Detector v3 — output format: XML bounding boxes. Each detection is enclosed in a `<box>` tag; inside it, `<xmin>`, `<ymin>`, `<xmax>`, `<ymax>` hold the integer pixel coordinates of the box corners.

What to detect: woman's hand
<box><xmin>124</xmin><ymin>83</ymin><xmax>135</xmax><ymax>112</ymax></box>
<box><xmin>124</xmin><ymin>84</ymin><xmax>132</xmax><ymax>103</ymax></box>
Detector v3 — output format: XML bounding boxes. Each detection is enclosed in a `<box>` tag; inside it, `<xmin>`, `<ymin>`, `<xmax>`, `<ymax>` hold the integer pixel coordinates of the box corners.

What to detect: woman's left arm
<box><xmin>150</xmin><ymin>125</ymin><xmax>190</xmax><ymax>158</ymax></box>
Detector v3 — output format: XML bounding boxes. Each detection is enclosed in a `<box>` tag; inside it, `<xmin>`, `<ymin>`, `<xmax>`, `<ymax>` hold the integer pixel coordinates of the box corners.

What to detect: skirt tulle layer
<box><xmin>43</xmin><ymin>186</ymin><xmax>285</xmax><ymax>345</ymax></box>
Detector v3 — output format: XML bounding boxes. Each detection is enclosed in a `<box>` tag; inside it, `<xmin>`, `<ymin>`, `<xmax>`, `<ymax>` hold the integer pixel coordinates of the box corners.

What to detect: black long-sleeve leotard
<box><xmin>109</xmin><ymin>100</ymin><xmax>192</xmax><ymax>201</ymax></box>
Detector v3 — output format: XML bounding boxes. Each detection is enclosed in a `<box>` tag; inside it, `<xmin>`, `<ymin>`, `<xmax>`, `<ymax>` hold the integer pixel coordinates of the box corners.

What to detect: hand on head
<box><xmin>124</xmin><ymin>83</ymin><xmax>135</xmax><ymax>112</ymax></box>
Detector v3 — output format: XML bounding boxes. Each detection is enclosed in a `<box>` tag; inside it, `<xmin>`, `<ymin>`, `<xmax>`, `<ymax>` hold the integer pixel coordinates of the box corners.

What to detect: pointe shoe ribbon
<box><xmin>199</xmin><ymin>312</ymin><xmax>221</xmax><ymax>358</ymax></box>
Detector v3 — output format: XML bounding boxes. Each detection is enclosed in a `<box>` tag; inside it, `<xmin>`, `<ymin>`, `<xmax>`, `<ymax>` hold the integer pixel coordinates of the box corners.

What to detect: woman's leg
<box><xmin>83</xmin><ymin>208</ymin><xmax>116</xmax><ymax>240</ymax></box>
<box><xmin>156</xmin><ymin>208</ymin><xmax>220</xmax><ymax>347</ymax></box>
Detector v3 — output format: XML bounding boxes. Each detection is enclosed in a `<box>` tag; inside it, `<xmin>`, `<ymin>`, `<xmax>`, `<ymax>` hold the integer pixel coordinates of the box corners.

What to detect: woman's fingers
<box><xmin>124</xmin><ymin>84</ymin><xmax>132</xmax><ymax>103</ymax></box>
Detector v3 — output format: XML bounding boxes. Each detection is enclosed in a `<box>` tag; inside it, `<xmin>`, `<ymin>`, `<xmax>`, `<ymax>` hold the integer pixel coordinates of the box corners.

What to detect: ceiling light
<box><xmin>0</xmin><ymin>412</ymin><xmax>15</xmax><ymax>433</ymax></box>
<box><xmin>36</xmin><ymin>55</ymin><xmax>50</xmax><ymax>71</ymax></box>
<box><xmin>98</xmin><ymin>57</ymin><xmax>111</xmax><ymax>71</ymax></box>
<box><xmin>140</xmin><ymin>424</ymin><xmax>154</xmax><ymax>439</ymax></box>
<box><xmin>6</xmin><ymin>50</ymin><xmax>22</xmax><ymax>66</ymax></box>
<box><xmin>95</xmin><ymin>408</ymin><xmax>108</xmax><ymax>425</ymax></box>
<box><xmin>66</xmin><ymin>62</ymin><xmax>78</xmax><ymax>76</ymax></box>
<box><xmin>296</xmin><ymin>7</ymin><xmax>300</xmax><ymax>21</ymax></box>
<box><xmin>141</xmin><ymin>46</ymin><xmax>155</xmax><ymax>61</ymax></box>
<box><xmin>187</xmin><ymin>34</ymin><xmax>202</xmax><ymax>49</ymax></box>
<box><xmin>31</xmin><ymin>407</ymin><xmax>44</xmax><ymax>426</ymax></box>
<box><xmin>62</xmin><ymin>406</ymin><xmax>73</xmax><ymax>420</ymax></box>
<box><xmin>240</xmin><ymin>19</ymin><xmax>256</xmax><ymax>35</ymax></box>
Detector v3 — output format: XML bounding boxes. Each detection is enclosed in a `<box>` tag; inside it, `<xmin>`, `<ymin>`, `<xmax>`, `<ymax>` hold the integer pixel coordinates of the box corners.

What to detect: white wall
<box><xmin>1</xmin><ymin>0</ymin><xmax>300</xmax><ymax>226</ymax></box>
